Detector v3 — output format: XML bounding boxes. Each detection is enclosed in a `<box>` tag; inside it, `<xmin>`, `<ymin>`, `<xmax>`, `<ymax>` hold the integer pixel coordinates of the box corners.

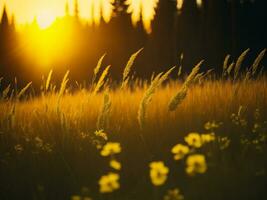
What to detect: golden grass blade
<box><xmin>138</xmin><ymin>66</ymin><xmax>175</xmax><ymax>129</ymax></box>
<box><xmin>17</xmin><ymin>82</ymin><xmax>32</xmax><ymax>100</ymax></box>
<box><xmin>168</xmin><ymin>61</ymin><xmax>203</xmax><ymax>112</ymax></box>
<box><xmin>251</xmin><ymin>49</ymin><xmax>266</xmax><ymax>76</ymax></box>
<box><xmin>45</xmin><ymin>70</ymin><xmax>53</xmax><ymax>92</ymax></box>
<box><xmin>97</xmin><ymin>92</ymin><xmax>112</xmax><ymax>130</ymax></box>
<box><xmin>168</xmin><ymin>85</ymin><xmax>188</xmax><ymax>111</ymax></box>
<box><xmin>93</xmin><ymin>65</ymin><xmax>111</xmax><ymax>95</ymax></box>
<box><xmin>234</xmin><ymin>49</ymin><xmax>250</xmax><ymax>80</ymax></box>
<box><xmin>223</xmin><ymin>54</ymin><xmax>230</xmax><ymax>76</ymax></box>
<box><xmin>2</xmin><ymin>84</ymin><xmax>11</xmax><ymax>100</ymax></box>
<box><xmin>92</xmin><ymin>54</ymin><xmax>106</xmax><ymax>85</ymax></box>
<box><xmin>95</xmin><ymin>54</ymin><xmax>106</xmax><ymax>76</ymax></box>
<box><xmin>227</xmin><ymin>62</ymin><xmax>235</xmax><ymax>76</ymax></box>
<box><xmin>150</xmin><ymin>72</ymin><xmax>155</xmax><ymax>82</ymax></box>
<box><xmin>194</xmin><ymin>72</ymin><xmax>205</xmax><ymax>84</ymax></box>
<box><xmin>58</xmin><ymin>70</ymin><xmax>70</xmax><ymax>98</ymax></box>
<box><xmin>121</xmin><ymin>48</ymin><xmax>143</xmax><ymax>89</ymax></box>
<box><xmin>184</xmin><ymin>60</ymin><xmax>203</xmax><ymax>87</ymax></box>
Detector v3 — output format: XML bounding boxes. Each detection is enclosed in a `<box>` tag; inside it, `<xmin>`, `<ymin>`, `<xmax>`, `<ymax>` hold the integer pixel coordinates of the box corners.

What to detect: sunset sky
<box><xmin>0</xmin><ymin>0</ymin><xmax>92</xmax><ymax>26</ymax></box>
<box><xmin>0</xmin><ymin>0</ymin><xmax>160</xmax><ymax>33</ymax></box>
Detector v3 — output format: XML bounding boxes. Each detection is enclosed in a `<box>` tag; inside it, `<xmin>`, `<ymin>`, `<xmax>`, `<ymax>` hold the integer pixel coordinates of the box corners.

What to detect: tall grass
<box><xmin>97</xmin><ymin>91</ymin><xmax>112</xmax><ymax>130</ymax></box>
<box><xmin>121</xmin><ymin>48</ymin><xmax>143</xmax><ymax>89</ymax></box>
<box><xmin>93</xmin><ymin>65</ymin><xmax>111</xmax><ymax>95</ymax></box>
<box><xmin>92</xmin><ymin>54</ymin><xmax>106</xmax><ymax>86</ymax></box>
<box><xmin>0</xmin><ymin>49</ymin><xmax>266</xmax><ymax>200</ymax></box>
<box><xmin>45</xmin><ymin>69</ymin><xmax>53</xmax><ymax>92</ymax></box>
<box><xmin>16</xmin><ymin>82</ymin><xmax>32</xmax><ymax>100</ymax></box>
<box><xmin>137</xmin><ymin>66</ymin><xmax>175</xmax><ymax>129</ymax></box>
<box><xmin>168</xmin><ymin>60</ymin><xmax>203</xmax><ymax>111</ymax></box>
<box><xmin>234</xmin><ymin>48</ymin><xmax>250</xmax><ymax>80</ymax></box>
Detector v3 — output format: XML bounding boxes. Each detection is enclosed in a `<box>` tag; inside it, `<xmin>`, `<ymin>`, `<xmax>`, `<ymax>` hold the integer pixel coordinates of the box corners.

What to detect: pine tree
<box><xmin>74</xmin><ymin>0</ymin><xmax>80</xmax><ymax>19</ymax></box>
<box><xmin>10</xmin><ymin>14</ymin><xmax>15</xmax><ymax>31</ymax></box>
<box><xmin>0</xmin><ymin>4</ymin><xmax>9</xmax><ymax>31</ymax></box>
<box><xmin>65</xmin><ymin>1</ymin><xmax>70</xmax><ymax>16</ymax></box>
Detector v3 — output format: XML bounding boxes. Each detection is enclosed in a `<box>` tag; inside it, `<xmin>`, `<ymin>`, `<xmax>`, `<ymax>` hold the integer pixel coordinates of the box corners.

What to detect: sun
<box><xmin>37</xmin><ymin>11</ymin><xmax>55</xmax><ymax>29</ymax></box>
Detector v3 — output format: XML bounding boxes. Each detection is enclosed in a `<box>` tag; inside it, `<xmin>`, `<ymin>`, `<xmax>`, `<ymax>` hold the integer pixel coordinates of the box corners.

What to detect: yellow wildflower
<box><xmin>110</xmin><ymin>159</ymin><xmax>122</xmax><ymax>170</ymax></box>
<box><xmin>95</xmin><ymin>130</ymin><xmax>108</xmax><ymax>141</ymax></box>
<box><xmin>171</xmin><ymin>144</ymin><xmax>190</xmax><ymax>160</ymax></box>
<box><xmin>201</xmin><ymin>133</ymin><xmax>215</xmax><ymax>144</ymax></box>
<box><xmin>164</xmin><ymin>188</ymin><xmax>184</xmax><ymax>200</ymax></box>
<box><xmin>186</xmin><ymin>154</ymin><xmax>207</xmax><ymax>176</ymax></box>
<box><xmin>99</xmin><ymin>173</ymin><xmax>120</xmax><ymax>193</ymax></box>
<box><xmin>204</xmin><ymin>121</ymin><xmax>220</xmax><ymax>131</ymax></box>
<box><xmin>149</xmin><ymin>161</ymin><xmax>169</xmax><ymax>186</ymax></box>
<box><xmin>100</xmin><ymin>142</ymin><xmax>121</xmax><ymax>157</ymax></box>
<box><xmin>184</xmin><ymin>133</ymin><xmax>202</xmax><ymax>148</ymax></box>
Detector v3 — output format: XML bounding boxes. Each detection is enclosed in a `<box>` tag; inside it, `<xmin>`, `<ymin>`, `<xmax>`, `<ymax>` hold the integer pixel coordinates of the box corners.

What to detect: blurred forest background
<box><xmin>0</xmin><ymin>0</ymin><xmax>266</xmax><ymax>86</ymax></box>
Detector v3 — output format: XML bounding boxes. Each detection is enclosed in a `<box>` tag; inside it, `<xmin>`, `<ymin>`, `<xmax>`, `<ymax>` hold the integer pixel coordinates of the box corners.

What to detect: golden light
<box><xmin>196</xmin><ymin>0</ymin><xmax>203</xmax><ymax>8</ymax></box>
<box><xmin>102</xmin><ymin>0</ymin><xmax>115</xmax><ymax>23</ymax></box>
<box><xmin>1</xmin><ymin>0</ymin><xmax>164</xmax><ymax>33</ymax></box>
<box><xmin>126</xmin><ymin>0</ymin><xmax>141</xmax><ymax>27</ymax></box>
<box><xmin>37</xmin><ymin>11</ymin><xmax>56</xmax><ymax>29</ymax></box>
<box><xmin>88</xmin><ymin>0</ymin><xmax>115</xmax><ymax>26</ymax></box>
<box><xmin>177</xmin><ymin>0</ymin><xmax>184</xmax><ymax>11</ymax></box>
<box><xmin>142</xmin><ymin>0</ymin><xmax>159</xmax><ymax>34</ymax></box>
<box><xmin>21</xmin><ymin>19</ymin><xmax>73</xmax><ymax>70</ymax></box>
<box><xmin>126</xmin><ymin>0</ymin><xmax>159</xmax><ymax>34</ymax></box>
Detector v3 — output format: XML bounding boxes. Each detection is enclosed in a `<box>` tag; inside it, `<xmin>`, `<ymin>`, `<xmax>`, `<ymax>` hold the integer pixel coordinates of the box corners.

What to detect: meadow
<box><xmin>0</xmin><ymin>49</ymin><xmax>267</xmax><ymax>200</ymax></box>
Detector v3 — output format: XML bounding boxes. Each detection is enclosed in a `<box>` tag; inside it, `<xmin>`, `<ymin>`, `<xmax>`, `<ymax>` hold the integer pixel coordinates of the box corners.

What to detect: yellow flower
<box><xmin>171</xmin><ymin>144</ymin><xmax>190</xmax><ymax>160</ymax></box>
<box><xmin>186</xmin><ymin>154</ymin><xmax>207</xmax><ymax>176</ymax></box>
<box><xmin>184</xmin><ymin>133</ymin><xmax>202</xmax><ymax>148</ymax></box>
<box><xmin>201</xmin><ymin>133</ymin><xmax>215</xmax><ymax>144</ymax></box>
<box><xmin>100</xmin><ymin>142</ymin><xmax>121</xmax><ymax>157</ymax></box>
<box><xmin>149</xmin><ymin>161</ymin><xmax>169</xmax><ymax>186</ymax></box>
<box><xmin>164</xmin><ymin>188</ymin><xmax>184</xmax><ymax>200</ymax></box>
<box><xmin>204</xmin><ymin>121</ymin><xmax>221</xmax><ymax>130</ymax></box>
<box><xmin>99</xmin><ymin>173</ymin><xmax>120</xmax><ymax>193</ymax></box>
<box><xmin>95</xmin><ymin>130</ymin><xmax>108</xmax><ymax>141</ymax></box>
<box><xmin>110</xmin><ymin>159</ymin><xmax>122</xmax><ymax>170</ymax></box>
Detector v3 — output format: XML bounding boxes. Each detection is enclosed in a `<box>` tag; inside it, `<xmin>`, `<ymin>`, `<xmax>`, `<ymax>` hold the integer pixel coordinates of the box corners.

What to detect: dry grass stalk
<box><xmin>92</xmin><ymin>54</ymin><xmax>106</xmax><ymax>86</ymax></box>
<box><xmin>121</xmin><ymin>48</ymin><xmax>143</xmax><ymax>89</ymax></box>
<box><xmin>138</xmin><ymin>66</ymin><xmax>175</xmax><ymax>129</ymax></box>
<box><xmin>97</xmin><ymin>92</ymin><xmax>112</xmax><ymax>130</ymax></box>
<box><xmin>45</xmin><ymin>70</ymin><xmax>53</xmax><ymax>92</ymax></box>
<box><xmin>234</xmin><ymin>49</ymin><xmax>250</xmax><ymax>80</ymax></box>
<box><xmin>17</xmin><ymin>82</ymin><xmax>32</xmax><ymax>100</ymax></box>
<box><xmin>93</xmin><ymin>65</ymin><xmax>111</xmax><ymax>95</ymax></box>
<box><xmin>168</xmin><ymin>60</ymin><xmax>203</xmax><ymax>111</ymax></box>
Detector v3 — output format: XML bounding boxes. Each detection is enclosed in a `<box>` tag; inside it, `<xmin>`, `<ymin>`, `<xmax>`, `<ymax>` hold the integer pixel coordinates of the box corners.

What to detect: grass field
<box><xmin>0</xmin><ymin>49</ymin><xmax>267</xmax><ymax>200</ymax></box>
